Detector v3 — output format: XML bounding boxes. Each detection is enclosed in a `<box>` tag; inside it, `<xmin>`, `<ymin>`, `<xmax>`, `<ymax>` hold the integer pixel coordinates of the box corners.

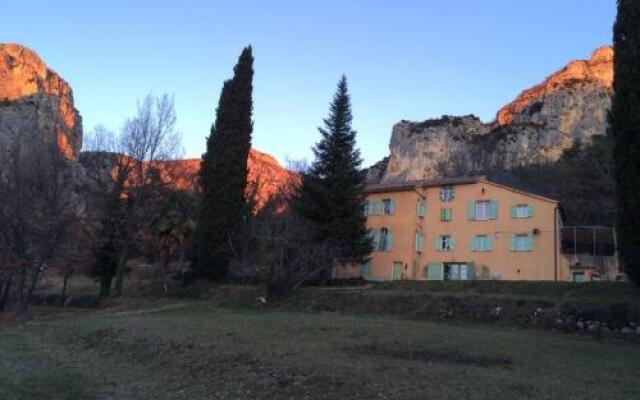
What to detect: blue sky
<box><xmin>2</xmin><ymin>1</ymin><xmax>615</xmax><ymax>167</ymax></box>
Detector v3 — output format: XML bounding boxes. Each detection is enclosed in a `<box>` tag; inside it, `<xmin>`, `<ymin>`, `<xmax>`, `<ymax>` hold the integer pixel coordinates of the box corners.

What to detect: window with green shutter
<box><xmin>471</xmin><ymin>235</ymin><xmax>492</xmax><ymax>252</ymax></box>
<box><xmin>426</xmin><ymin>262</ymin><xmax>443</xmax><ymax>280</ymax></box>
<box><xmin>415</xmin><ymin>231</ymin><xmax>425</xmax><ymax>253</ymax></box>
<box><xmin>470</xmin><ymin>200</ymin><xmax>498</xmax><ymax>220</ymax></box>
<box><xmin>382</xmin><ymin>199</ymin><xmax>395</xmax><ymax>215</ymax></box>
<box><xmin>435</xmin><ymin>235</ymin><xmax>454</xmax><ymax>251</ymax></box>
<box><xmin>510</xmin><ymin>234</ymin><xmax>534</xmax><ymax>252</ymax></box>
<box><xmin>440</xmin><ymin>208</ymin><xmax>452</xmax><ymax>221</ymax></box>
<box><xmin>440</xmin><ymin>186</ymin><xmax>454</xmax><ymax>201</ymax></box>
<box><xmin>360</xmin><ymin>260</ymin><xmax>370</xmax><ymax>278</ymax></box>
<box><xmin>512</xmin><ymin>204</ymin><xmax>534</xmax><ymax>218</ymax></box>
<box><xmin>417</xmin><ymin>198</ymin><xmax>426</xmax><ymax>218</ymax></box>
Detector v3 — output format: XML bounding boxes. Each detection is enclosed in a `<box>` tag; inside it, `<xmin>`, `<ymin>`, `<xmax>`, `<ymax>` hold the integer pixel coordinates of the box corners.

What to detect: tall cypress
<box><xmin>193</xmin><ymin>46</ymin><xmax>254</xmax><ymax>280</ymax></box>
<box><xmin>293</xmin><ymin>76</ymin><xmax>371</xmax><ymax>280</ymax></box>
<box><xmin>610</xmin><ymin>0</ymin><xmax>640</xmax><ymax>285</ymax></box>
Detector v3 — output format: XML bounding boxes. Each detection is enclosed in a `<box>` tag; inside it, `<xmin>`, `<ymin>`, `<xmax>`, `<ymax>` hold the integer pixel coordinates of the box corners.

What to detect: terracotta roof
<box><xmin>364</xmin><ymin>175</ymin><xmax>559</xmax><ymax>204</ymax></box>
<box><xmin>364</xmin><ymin>176</ymin><xmax>484</xmax><ymax>194</ymax></box>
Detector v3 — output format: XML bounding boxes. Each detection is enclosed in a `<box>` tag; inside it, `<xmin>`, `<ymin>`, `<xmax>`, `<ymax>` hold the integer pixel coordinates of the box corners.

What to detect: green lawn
<box><xmin>1</xmin><ymin>299</ymin><xmax>639</xmax><ymax>400</ymax></box>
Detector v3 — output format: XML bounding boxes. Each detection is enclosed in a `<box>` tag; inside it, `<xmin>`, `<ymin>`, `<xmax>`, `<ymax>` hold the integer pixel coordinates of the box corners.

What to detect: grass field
<box><xmin>1</xmin><ymin>297</ymin><xmax>639</xmax><ymax>400</ymax></box>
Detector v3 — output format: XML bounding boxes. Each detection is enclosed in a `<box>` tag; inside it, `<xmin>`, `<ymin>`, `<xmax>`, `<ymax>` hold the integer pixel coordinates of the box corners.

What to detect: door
<box><xmin>392</xmin><ymin>262</ymin><xmax>403</xmax><ymax>280</ymax></box>
<box><xmin>444</xmin><ymin>263</ymin><xmax>469</xmax><ymax>280</ymax></box>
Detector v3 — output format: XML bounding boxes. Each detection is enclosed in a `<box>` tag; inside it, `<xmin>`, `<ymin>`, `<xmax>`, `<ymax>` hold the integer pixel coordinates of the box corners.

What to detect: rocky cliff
<box><xmin>0</xmin><ymin>43</ymin><xmax>295</xmax><ymax>208</ymax></box>
<box><xmin>380</xmin><ymin>46</ymin><xmax>613</xmax><ymax>182</ymax></box>
<box><xmin>0</xmin><ymin>43</ymin><xmax>82</xmax><ymax>159</ymax></box>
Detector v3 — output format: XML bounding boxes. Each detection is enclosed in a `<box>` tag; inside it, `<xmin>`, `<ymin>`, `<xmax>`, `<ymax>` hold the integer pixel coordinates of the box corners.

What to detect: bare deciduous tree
<box><xmin>82</xmin><ymin>94</ymin><xmax>183</xmax><ymax>297</ymax></box>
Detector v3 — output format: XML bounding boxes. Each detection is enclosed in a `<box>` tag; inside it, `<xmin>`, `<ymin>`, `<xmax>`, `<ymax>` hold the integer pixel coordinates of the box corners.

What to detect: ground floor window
<box><xmin>572</xmin><ymin>271</ymin><xmax>586</xmax><ymax>282</ymax></box>
<box><xmin>444</xmin><ymin>263</ymin><xmax>469</xmax><ymax>281</ymax></box>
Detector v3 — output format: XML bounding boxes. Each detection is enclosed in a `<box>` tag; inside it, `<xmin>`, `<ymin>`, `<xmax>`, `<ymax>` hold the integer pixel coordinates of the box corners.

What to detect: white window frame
<box><xmin>440</xmin><ymin>235</ymin><xmax>452</xmax><ymax>251</ymax></box>
<box><xmin>440</xmin><ymin>186</ymin><xmax>454</xmax><ymax>202</ymax></box>
<box><xmin>512</xmin><ymin>234</ymin><xmax>532</xmax><ymax>252</ymax></box>
<box><xmin>475</xmin><ymin>201</ymin><xmax>491</xmax><ymax>221</ymax></box>
<box><xmin>515</xmin><ymin>204</ymin><xmax>529</xmax><ymax>218</ymax></box>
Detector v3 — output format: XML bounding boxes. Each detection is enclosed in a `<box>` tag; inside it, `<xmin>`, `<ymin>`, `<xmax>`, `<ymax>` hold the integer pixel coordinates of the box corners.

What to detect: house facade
<box><xmin>338</xmin><ymin>177</ymin><xmax>573</xmax><ymax>281</ymax></box>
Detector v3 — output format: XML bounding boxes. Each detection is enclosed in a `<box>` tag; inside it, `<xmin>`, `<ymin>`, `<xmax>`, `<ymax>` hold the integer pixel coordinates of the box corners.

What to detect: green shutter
<box><xmin>467</xmin><ymin>201</ymin><xmax>476</xmax><ymax>220</ymax></box>
<box><xmin>490</xmin><ymin>200</ymin><xmax>498</xmax><ymax>219</ymax></box>
<box><xmin>434</xmin><ymin>236</ymin><xmax>441</xmax><ymax>251</ymax></box>
<box><xmin>361</xmin><ymin>260</ymin><xmax>370</xmax><ymax>277</ymax></box>
<box><xmin>470</xmin><ymin>236</ymin><xmax>477</xmax><ymax>251</ymax></box>
<box><xmin>450</xmin><ymin>236</ymin><xmax>456</xmax><ymax>251</ymax></box>
<box><xmin>389</xmin><ymin>199</ymin><xmax>396</xmax><ymax>214</ymax></box>
<box><xmin>510</xmin><ymin>234</ymin><xmax>517</xmax><ymax>251</ymax></box>
<box><xmin>528</xmin><ymin>205</ymin><xmax>534</xmax><ymax>217</ymax></box>
<box><xmin>510</xmin><ymin>206</ymin><xmax>517</xmax><ymax>218</ymax></box>
<box><xmin>487</xmin><ymin>236</ymin><xmax>493</xmax><ymax>251</ymax></box>
<box><xmin>417</xmin><ymin>199</ymin><xmax>426</xmax><ymax>217</ymax></box>
<box><xmin>386</xmin><ymin>229</ymin><xmax>393</xmax><ymax>251</ymax></box>
<box><xmin>467</xmin><ymin>262</ymin><xmax>476</xmax><ymax>280</ymax></box>
<box><xmin>527</xmin><ymin>234</ymin><xmax>534</xmax><ymax>251</ymax></box>
<box><xmin>426</xmin><ymin>262</ymin><xmax>443</xmax><ymax>280</ymax></box>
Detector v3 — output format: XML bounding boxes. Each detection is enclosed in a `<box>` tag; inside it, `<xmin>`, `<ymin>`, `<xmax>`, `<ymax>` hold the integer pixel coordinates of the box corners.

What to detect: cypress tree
<box><xmin>610</xmin><ymin>0</ymin><xmax>640</xmax><ymax>285</ymax></box>
<box><xmin>292</xmin><ymin>76</ymin><xmax>371</xmax><ymax>280</ymax></box>
<box><xmin>193</xmin><ymin>46</ymin><xmax>254</xmax><ymax>280</ymax></box>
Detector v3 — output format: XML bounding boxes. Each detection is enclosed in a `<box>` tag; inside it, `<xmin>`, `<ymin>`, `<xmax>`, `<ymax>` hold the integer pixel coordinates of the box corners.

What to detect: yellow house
<box><xmin>339</xmin><ymin>176</ymin><xmax>572</xmax><ymax>281</ymax></box>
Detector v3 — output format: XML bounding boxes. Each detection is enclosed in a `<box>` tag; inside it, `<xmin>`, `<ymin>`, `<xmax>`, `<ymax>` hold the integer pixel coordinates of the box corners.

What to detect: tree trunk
<box><xmin>113</xmin><ymin>244</ymin><xmax>130</xmax><ymax>297</ymax></box>
<box><xmin>61</xmin><ymin>271</ymin><xmax>71</xmax><ymax>306</ymax></box>
<box><xmin>99</xmin><ymin>274</ymin><xmax>112</xmax><ymax>298</ymax></box>
<box><xmin>21</xmin><ymin>264</ymin><xmax>42</xmax><ymax>312</ymax></box>
<box><xmin>0</xmin><ymin>278</ymin><xmax>12</xmax><ymax>312</ymax></box>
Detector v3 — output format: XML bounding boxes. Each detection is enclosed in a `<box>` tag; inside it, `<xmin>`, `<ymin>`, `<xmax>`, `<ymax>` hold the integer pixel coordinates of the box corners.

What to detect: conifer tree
<box><xmin>292</xmin><ymin>76</ymin><xmax>371</xmax><ymax>280</ymax></box>
<box><xmin>610</xmin><ymin>0</ymin><xmax>640</xmax><ymax>285</ymax></box>
<box><xmin>193</xmin><ymin>47</ymin><xmax>254</xmax><ymax>280</ymax></box>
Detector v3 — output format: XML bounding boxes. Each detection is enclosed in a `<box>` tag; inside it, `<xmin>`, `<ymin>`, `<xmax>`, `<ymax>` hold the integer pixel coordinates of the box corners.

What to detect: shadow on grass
<box><xmin>12</xmin><ymin>369</ymin><xmax>91</xmax><ymax>400</ymax></box>
<box><xmin>349</xmin><ymin>343</ymin><xmax>513</xmax><ymax>368</ymax></box>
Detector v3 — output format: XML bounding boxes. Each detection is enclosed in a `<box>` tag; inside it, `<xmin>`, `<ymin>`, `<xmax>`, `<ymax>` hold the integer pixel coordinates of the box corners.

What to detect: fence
<box><xmin>560</xmin><ymin>226</ymin><xmax>619</xmax><ymax>280</ymax></box>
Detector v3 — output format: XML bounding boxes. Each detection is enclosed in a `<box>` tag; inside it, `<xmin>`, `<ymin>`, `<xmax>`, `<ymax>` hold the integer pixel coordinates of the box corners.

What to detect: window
<box><xmin>468</xmin><ymin>200</ymin><xmax>497</xmax><ymax>220</ymax></box>
<box><xmin>364</xmin><ymin>199</ymin><xmax>395</xmax><ymax>216</ymax></box>
<box><xmin>415</xmin><ymin>231</ymin><xmax>425</xmax><ymax>253</ymax></box>
<box><xmin>440</xmin><ymin>208</ymin><xmax>452</xmax><ymax>221</ymax></box>
<box><xmin>373</xmin><ymin>228</ymin><xmax>393</xmax><ymax>251</ymax></box>
<box><xmin>512</xmin><ymin>204</ymin><xmax>533</xmax><ymax>218</ymax></box>
<box><xmin>436</xmin><ymin>235</ymin><xmax>455</xmax><ymax>251</ymax></box>
<box><xmin>475</xmin><ymin>201</ymin><xmax>491</xmax><ymax>220</ymax></box>
<box><xmin>471</xmin><ymin>235</ymin><xmax>492</xmax><ymax>252</ymax></box>
<box><xmin>511</xmin><ymin>234</ymin><xmax>533</xmax><ymax>252</ymax></box>
<box><xmin>382</xmin><ymin>199</ymin><xmax>394</xmax><ymax>215</ymax></box>
<box><xmin>360</xmin><ymin>260</ymin><xmax>370</xmax><ymax>278</ymax></box>
<box><xmin>417</xmin><ymin>199</ymin><xmax>426</xmax><ymax>218</ymax></box>
<box><xmin>440</xmin><ymin>186</ymin><xmax>454</xmax><ymax>201</ymax></box>
<box><xmin>444</xmin><ymin>263</ymin><xmax>469</xmax><ymax>281</ymax></box>
<box><xmin>572</xmin><ymin>271</ymin><xmax>586</xmax><ymax>283</ymax></box>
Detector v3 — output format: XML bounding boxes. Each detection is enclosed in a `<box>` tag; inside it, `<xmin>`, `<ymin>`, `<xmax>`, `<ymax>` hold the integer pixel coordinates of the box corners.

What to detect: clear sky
<box><xmin>2</xmin><ymin>1</ymin><xmax>616</xmax><ymax>167</ymax></box>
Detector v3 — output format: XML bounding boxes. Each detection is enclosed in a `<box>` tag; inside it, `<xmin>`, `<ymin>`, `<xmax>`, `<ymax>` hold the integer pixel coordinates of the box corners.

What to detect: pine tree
<box><xmin>193</xmin><ymin>47</ymin><xmax>254</xmax><ymax>280</ymax></box>
<box><xmin>292</xmin><ymin>76</ymin><xmax>371</xmax><ymax>280</ymax></box>
<box><xmin>610</xmin><ymin>0</ymin><xmax>640</xmax><ymax>285</ymax></box>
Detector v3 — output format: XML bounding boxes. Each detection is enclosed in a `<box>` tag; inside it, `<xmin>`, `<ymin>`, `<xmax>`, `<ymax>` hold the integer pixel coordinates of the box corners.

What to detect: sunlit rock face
<box><xmin>0</xmin><ymin>43</ymin><xmax>82</xmax><ymax>159</ymax></box>
<box><xmin>379</xmin><ymin>46</ymin><xmax>613</xmax><ymax>182</ymax></box>
<box><xmin>80</xmin><ymin>148</ymin><xmax>298</xmax><ymax>209</ymax></box>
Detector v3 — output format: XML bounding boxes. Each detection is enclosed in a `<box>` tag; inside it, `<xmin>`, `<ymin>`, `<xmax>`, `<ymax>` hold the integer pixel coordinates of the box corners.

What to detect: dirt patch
<box><xmin>349</xmin><ymin>343</ymin><xmax>513</xmax><ymax>368</ymax></box>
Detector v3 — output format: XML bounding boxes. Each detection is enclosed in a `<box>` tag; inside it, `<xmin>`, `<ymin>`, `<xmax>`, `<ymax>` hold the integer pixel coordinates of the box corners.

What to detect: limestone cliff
<box><xmin>0</xmin><ymin>43</ymin><xmax>295</xmax><ymax>216</ymax></box>
<box><xmin>0</xmin><ymin>43</ymin><xmax>82</xmax><ymax>159</ymax></box>
<box><xmin>380</xmin><ymin>46</ymin><xmax>613</xmax><ymax>182</ymax></box>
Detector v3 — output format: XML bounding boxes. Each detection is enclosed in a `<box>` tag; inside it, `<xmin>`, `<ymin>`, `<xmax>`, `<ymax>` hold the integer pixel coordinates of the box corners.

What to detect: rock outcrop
<box><xmin>82</xmin><ymin>149</ymin><xmax>298</xmax><ymax>207</ymax></box>
<box><xmin>1</xmin><ymin>43</ymin><xmax>296</xmax><ymax>209</ymax></box>
<box><xmin>380</xmin><ymin>46</ymin><xmax>613</xmax><ymax>182</ymax></box>
<box><xmin>0</xmin><ymin>43</ymin><xmax>82</xmax><ymax>159</ymax></box>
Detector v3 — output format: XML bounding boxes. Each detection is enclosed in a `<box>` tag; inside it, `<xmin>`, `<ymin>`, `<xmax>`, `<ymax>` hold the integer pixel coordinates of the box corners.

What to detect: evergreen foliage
<box><xmin>292</xmin><ymin>76</ymin><xmax>371</xmax><ymax>279</ymax></box>
<box><xmin>193</xmin><ymin>47</ymin><xmax>254</xmax><ymax>280</ymax></box>
<box><xmin>610</xmin><ymin>0</ymin><xmax>640</xmax><ymax>284</ymax></box>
